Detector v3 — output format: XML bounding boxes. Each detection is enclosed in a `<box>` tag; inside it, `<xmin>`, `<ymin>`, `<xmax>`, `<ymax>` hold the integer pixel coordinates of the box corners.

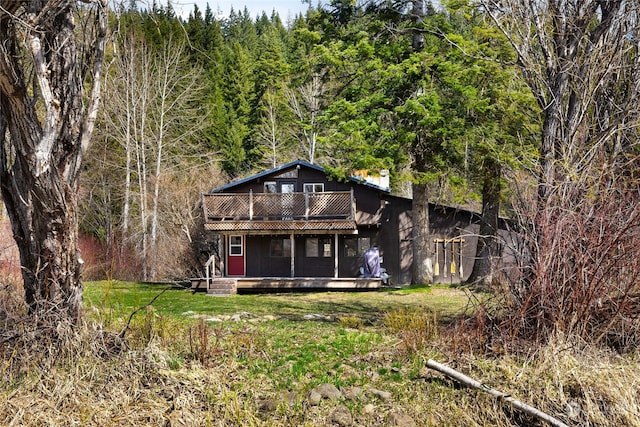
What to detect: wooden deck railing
<box><xmin>203</xmin><ymin>190</ymin><xmax>355</xmax><ymax>221</ymax></box>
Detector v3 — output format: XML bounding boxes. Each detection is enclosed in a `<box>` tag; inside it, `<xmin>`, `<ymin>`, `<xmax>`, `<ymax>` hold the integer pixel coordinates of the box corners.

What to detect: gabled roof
<box><xmin>209</xmin><ymin>159</ymin><xmax>391</xmax><ymax>193</ymax></box>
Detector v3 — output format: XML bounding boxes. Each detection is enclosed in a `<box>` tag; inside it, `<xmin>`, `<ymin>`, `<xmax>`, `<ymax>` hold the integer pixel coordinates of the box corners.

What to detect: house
<box><xmin>196</xmin><ymin>160</ymin><xmax>515</xmax><ymax>294</ymax></box>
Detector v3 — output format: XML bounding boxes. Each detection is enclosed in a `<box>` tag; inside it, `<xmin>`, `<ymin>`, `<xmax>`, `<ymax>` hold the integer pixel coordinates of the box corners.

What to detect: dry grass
<box><xmin>1</xmin><ymin>284</ymin><xmax>639</xmax><ymax>426</ymax></box>
<box><xmin>383</xmin><ymin>307</ymin><xmax>438</xmax><ymax>354</ymax></box>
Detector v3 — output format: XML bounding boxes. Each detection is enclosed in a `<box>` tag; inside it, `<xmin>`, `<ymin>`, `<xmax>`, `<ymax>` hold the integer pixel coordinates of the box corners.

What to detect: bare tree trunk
<box><xmin>0</xmin><ymin>1</ymin><xmax>107</xmax><ymax>319</ymax></box>
<box><xmin>411</xmin><ymin>0</ymin><xmax>424</xmax><ymax>52</ymax></box>
<box><xmin>122</xmin><ymin>60</ymin><xmax>133</xmax><ymax>250</ymax></box>
<box><xmin>468</xmin><ymin>158</ymin><xmax>501</xmax><ymax>288</ymax></box>
<box><xmin>411</xmin><ymin>181</ymin><xmax>433</xmax><ymax>284</ymax></box>
<box><xmin>257</xmin><ymin>88</ymin><xmax>283</xmax><ymax>168</ymax></box>
<box><xmin>135</xmin><ymin>125</ymin><xmax>149</xmax><ymax>281</ymax></box>
<box><xmin>287</xmin><ymin>73</ymin><xmax>323</xmax><ymax>164</ymax></box>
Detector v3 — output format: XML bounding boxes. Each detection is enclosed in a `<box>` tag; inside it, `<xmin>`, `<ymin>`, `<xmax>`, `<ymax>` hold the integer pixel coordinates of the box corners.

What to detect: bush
<box><xmin>384</xmin><ymin>307</ymin><xmax>438</xmax><ymax>353</ymax></box>
<box><xmin>474</xmin><ymin>165</ymin><xmax>640</xmax><ymax>352</ymax></box>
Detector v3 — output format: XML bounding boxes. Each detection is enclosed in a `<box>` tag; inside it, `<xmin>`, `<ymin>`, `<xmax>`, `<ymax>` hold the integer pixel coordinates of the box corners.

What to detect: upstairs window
<box><xmin>264</xmin><ymin>181</ymin><xmax>276</xmax><ymax>193</ymax></box>
<box><xmin>303</xmin><ymin>183</ymin><xmax>324</xmax><ymax>193</ymax></box>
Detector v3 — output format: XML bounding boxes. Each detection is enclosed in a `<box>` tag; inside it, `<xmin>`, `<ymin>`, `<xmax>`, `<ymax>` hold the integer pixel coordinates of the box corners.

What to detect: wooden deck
<box><xmin>191</xmin><ymin>277</ymin><xmax>383</xmax><ymax>296</ymax></box>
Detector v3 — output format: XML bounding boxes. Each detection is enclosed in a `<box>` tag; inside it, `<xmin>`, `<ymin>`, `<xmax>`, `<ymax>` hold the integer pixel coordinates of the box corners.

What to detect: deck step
<box><xmin>207</xmin><ymin>279</ymin><xmax>237</xmax><ymax>296</ymax></box>
<box><xmin>190</xmin><ymin>278</ymin><xmax>208</xmax><ymax>291</ymax></box>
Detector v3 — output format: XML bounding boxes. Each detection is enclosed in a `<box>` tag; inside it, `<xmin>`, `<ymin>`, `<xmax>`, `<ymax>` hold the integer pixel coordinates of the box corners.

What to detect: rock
<box><xmin>331</xmin><ymin>405</ymin><xmax>353</xmax><ymax>426</ymax></box>
<box><xmin>387</xmin><ymin>411</ymin><xmax>416</xmax><ymax>427</ymax></box>
<box><xmin>256</xmin><ymin>398</ymin><xmax>276</xmax><ymax>413</ymax></box>
<box><xmin>315</xmin><ymin>383</ymin><xmax>342</xmax><ymax>400</ymax></box>
<box><xmin>363</xmin><ymin>404</ymin><xmax>375</xmax><ymax>414</ymax></box>
<box><xmin>343</xmin><ymin>387</ymin><xmax>364</xmax><ymax>401</ymax></box>
<box><xmin>263</xmin><ymin>315</ymin><xmax>277</xmax><ymax>321</ymax></box>
<box><xmin>307</xmin><ymin>390</ymin><xmax>322</xmax><ymax>406</ymax></box>
<box><xmin>369</xmin><ymin>388</ymin><xmax>392</xmax><ymax>401</ymax></box>
<box><xmin>303</xmin><ymin>313</ymin><xmax>332</xmax><ymax>321</ymax></box>
<box><xmin>230</xmin><ymin>311</ymin><xmax>254</xmax><ymax>321</ymax></box>
<box><xmin>204</xmin><ymin>317</ymin><xmax>222</xmax><ymax>322</ymax></box>
<box><xmin>565</xmin><ymin>400</ymin><xmax>581</xmax><ymax>419</ymax></box>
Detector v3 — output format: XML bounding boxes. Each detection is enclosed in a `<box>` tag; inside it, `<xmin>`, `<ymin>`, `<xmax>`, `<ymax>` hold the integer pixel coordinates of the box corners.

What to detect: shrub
<box><xmin>473</xmin><ymin>163</ymin><xmax>640</xmax><ymax>353</ymax></box>
<box><xmin>383</xmin><ymin>307</ymin><xmax>438</xmax><ymax>353</ymax></box>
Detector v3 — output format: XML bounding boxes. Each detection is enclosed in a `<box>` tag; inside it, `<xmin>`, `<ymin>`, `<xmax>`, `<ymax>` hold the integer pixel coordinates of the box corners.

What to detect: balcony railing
<box><xmin>203</xmin><ymin>191</ymin><xmax>355</xmax><ymax>221</ymax></box>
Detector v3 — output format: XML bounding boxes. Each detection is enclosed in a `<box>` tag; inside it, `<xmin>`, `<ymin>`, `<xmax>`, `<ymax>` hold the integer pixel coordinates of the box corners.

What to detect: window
<box><xmin>270</xmin><ymin>238</ymin><xmax>291</xmax><ymax>257</ymax></box>
<box><xmin>303</xmin><ymin>183</ymin><xmax>324</xmax><ymax>193</ymax></box>
<box><xmin>344</xmin><ymin>237</ymin><xmax>371</xmax><ymax>257</ymax></box>
<box><xmin>264</xmin><ymin>181</ymin><xmax>276</xmax><ymax>193</ymax></box>
<box><xmin>306</xmin><ymin>237</ymin><xmax>332</xmax><ymax>257</ymax></box>
<box><xmin>229</xmin><ymin>235</ymin><xmax>243</xmax><ymax>255</ymax></box>
<box><xmin>280</xmin><ymin>183</ymin><xmax>295</xmax><ymax>193</ymax></box>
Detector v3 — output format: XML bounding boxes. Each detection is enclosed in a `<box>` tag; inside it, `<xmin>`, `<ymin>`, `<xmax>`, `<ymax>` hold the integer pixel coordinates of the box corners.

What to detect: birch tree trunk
<box><xmin>0</xmin><ymin>1</ymin><xmax>107</xmax><ymax>319</ymax></box>
<box><xmin>99</xmin><ymin>35</ymin><xmax>203</xmax><ymax>280</ymax></box>
<box><xmin>287</xmin><ymin>72</ymin><xmax>324</xmax><ymax>164</ymax></box>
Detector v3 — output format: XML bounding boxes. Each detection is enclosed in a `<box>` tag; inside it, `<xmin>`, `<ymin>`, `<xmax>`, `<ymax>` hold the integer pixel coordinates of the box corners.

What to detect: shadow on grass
<box><xmin>85</xmin><ymin>281</ymin><xmax>471</xmax><ymax>327</ymax></box>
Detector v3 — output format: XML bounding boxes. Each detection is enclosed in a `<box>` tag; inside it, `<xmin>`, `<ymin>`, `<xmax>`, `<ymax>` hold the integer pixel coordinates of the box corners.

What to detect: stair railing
<box><xmin>205</xmin><ymin>254</ymin><xmax>216</xmax><ymax>291</ymax></box>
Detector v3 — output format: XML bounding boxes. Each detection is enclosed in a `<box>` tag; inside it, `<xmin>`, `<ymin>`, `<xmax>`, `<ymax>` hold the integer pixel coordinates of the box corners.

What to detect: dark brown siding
<box><xmin>338</xmin><ymin>230</ymin><xmax>380</xmax><ymax>278</ymax></box>
<box><xmin>376</xmin><ymin>195</ymin><xmax>413</xmax><ymax>285</ymax></box>
<box><xmin>429</xmin><ymin>206</ymin><xmax>480</xmax><ymax>284</ymax></box>
<box><xmin>294</xmin><ymin>235</ymin><xmax>335</xmax><ymax>277</ymax></box>
<box><xmin>246</xmin><ymin>236</ymin><xmax>291</xmax><ymax>277</ymax></box>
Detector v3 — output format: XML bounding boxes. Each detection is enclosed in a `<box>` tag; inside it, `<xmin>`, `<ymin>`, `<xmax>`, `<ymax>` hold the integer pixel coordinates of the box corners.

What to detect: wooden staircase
<box><xmin>206</xmin><ymin>278</ymin><xmax>237</xmax><ymax>296</ymax></box>
<box><xmin>190</xmin><ymin>277</ymin><xmax>238</xmax><ymax>296</ymax></box>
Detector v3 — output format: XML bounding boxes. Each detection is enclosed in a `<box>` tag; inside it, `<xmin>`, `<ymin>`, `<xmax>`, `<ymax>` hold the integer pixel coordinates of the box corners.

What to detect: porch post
<box><xmin>223</xmin><ymin>234</ymin><xmax>228</xmax><ymax>277</ymax></box>
<box><xmin>290</xmin><ymin>233</ymin><xmax>295</xmax><ymax>278</ymax></box>
<box><xmin>334</xmin><ymin>233</ymin><xmax>339</xmax><ymax>278</ymax></box>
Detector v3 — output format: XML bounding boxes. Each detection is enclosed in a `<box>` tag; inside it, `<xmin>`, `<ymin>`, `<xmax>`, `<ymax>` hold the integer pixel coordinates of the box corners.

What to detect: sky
<box><xmin>172</xmin><ymin>0</ymin><xmax>313</xmax><ymax>20</ymax></box>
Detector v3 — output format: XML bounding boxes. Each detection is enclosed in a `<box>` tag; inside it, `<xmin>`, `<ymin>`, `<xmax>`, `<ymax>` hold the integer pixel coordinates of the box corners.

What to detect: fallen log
<box><xmin>426</xmin><ymin>359</ymin><xmax>569</xmax><ymax>427</ymax></box>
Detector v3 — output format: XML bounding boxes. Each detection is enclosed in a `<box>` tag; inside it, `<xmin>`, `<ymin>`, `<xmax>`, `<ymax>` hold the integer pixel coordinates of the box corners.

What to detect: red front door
<box><xmin>227</xmin><ymin>235</ymin><xmax>245</xmax><ymax>276</ymax></box>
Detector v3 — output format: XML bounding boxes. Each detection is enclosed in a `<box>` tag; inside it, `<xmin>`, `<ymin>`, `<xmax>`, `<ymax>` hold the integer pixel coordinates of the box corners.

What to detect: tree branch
<box><xmin>427</xmin><ymin>359</ymin><xmax>569</xmax><ymax>427</ymax></box>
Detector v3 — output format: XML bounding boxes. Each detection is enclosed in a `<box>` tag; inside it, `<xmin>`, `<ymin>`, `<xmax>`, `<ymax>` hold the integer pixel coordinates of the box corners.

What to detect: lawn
<box><xmin>83</xmin><ymin>280</ymin><xmax>470</xmax><ymax>322</ymax></box>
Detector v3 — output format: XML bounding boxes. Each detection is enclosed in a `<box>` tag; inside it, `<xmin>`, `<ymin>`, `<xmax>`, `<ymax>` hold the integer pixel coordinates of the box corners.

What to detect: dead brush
<box><xmin>532</xmin><ymin>334</ymin><xmax>640</xmax><ymax>426</ymax></box>
<box><xmin>465</xmin><ymin>163</ymin><xmax>640</xmax><ymax>355</ymax></box>
<box><xmin>461</xmin><ymin>333</ymin><xmax>640</xmax><ymax>426</ymax></box>
<box><xmin>0</xmin><ymin>294</ymin><xmax>238</xmax><ymax>425</ymax></box>
<box><xmin>0</xmin><ymin>274</ymin><xmax>26</xmax><ymax>320</ymax></box>
<box><xmin>0</xmin><ymin>317</ymin><xmax>233</xmax><ymax>426</ymax></box>
<box><xmin>188</xmin><ymin>319</ymin><xmax>224</xmax><ymax>366</ymax></box>
<box><xmin>383</xmin><ymin>307</ymin><xmax>438</xmax><ymax>354</ymax></box>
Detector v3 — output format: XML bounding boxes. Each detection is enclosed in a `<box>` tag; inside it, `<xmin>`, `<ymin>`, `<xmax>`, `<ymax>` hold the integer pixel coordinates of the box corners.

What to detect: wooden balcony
<box><xmin>202</xmin><ymin>191</ymin><xmax>357</xmax><ymax>233</ymax></box>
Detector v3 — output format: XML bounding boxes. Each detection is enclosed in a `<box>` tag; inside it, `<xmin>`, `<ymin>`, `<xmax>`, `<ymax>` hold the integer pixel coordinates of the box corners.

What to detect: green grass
<box><xmin>83</xmin><ymin>280</ymin><xmax>469</xmax><ymax>322</ymax></box>
<box><xmin>83</xmin><ymin>280</ymin><xmax>468</xmax><ymax>402</ymax></box>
